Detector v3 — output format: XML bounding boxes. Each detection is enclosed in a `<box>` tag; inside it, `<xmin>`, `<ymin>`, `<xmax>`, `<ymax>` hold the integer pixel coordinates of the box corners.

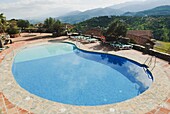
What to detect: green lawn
<box><xmin>154</xmin><ymin>41</ymin><xmax>170</xmax><ymax>54</ymax></box>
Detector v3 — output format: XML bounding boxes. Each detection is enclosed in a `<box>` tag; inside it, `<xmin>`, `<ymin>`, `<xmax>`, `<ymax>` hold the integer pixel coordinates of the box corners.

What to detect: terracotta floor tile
<box><xmin>18</xmin><ymin>109</ymin><xmax>29</xmax><ymax>114</ymax></box>
<box><xmin>167</xmin><ymin>99</ymin><xmax>170</xmax><ymax>103</ymax></box>
<box><xmin>0</xmin><ymin>99</ymin><xmax>4</xmax><ymax>107</ymax></box>
<box><xmin>6</xmin><ymin>103</ymin><xmax>15</xmax><ymax>109</ymax></box>
<box><xmin>17</xmin><ymin>107</ymin><xmax>23</xmax><ymax>111</ymax></box>
<box><xmin>1</xmin><ymin>111</ymin><xmax>7</xmax><ymax>114</ymax></box>
<box><xmin>7</xmin><ymin>107</ymin><xmax>18</xmax><ymax>114</ymax></box>
<box><xmin>4</xmin><ymin>99</ymin><xmax>12</xmax><ymax>106</ymax></box>
<box><xmin>164</xmin><ymin>102</ymin><xmax>170</xmax><ymax>110</ymax></box>
<box><xmin>146</xmin><ymin>109</ymin><xmax>157</xmax><ymax>114</ymax></box>
<box><xmin>1</xmin><ymin>107</ymin><xmax>7</xmax><ymax>114</ymax></box>
<box><xmin>155</xmin><ymin>108</ymin><xmax>170</xmax><ymax>114</ymax></box>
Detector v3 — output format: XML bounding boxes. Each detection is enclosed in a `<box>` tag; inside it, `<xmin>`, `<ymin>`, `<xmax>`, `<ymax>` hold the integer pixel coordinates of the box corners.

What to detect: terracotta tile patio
<box><xmin>0</xmin><ymin>33</ymin><xmax>170</xmax><ymax>114</ymax></box>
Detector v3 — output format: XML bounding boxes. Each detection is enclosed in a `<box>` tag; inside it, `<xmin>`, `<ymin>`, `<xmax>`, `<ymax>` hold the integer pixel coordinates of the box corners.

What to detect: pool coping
<box><xmin>0</xmin><ymin>40</ymin><xmax>170</xmax><ymax>114</ymax></box>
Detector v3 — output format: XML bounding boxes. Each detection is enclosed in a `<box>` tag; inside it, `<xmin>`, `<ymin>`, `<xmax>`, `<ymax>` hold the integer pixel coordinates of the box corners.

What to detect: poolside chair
<box><xmin>86</xmin><ymin>38</ymin><xmax>98</xmax><ymax>43</ymax></box>
<box><xmin>110</xmin><ymin>41</ymin><xmax>133</xmax><ymax>50</ymax></box>
<box><xmin>110</xmin><ymin>42</ymin><xmax>123</xmax><ymax>50</ymax></box>
<box><xmin>121</xmin><ymin>44</ymin><xmax>133</xmax><ymax>50</ymax></box>
<box><xmin>0</xmin><ymin>47</ymin><xmax>5</xmax><ymax>53</ymax></box>
<box><xmin>83</xmin><ymin>36</ymin><xmax>90</xmax><ymax>40</ymax></box>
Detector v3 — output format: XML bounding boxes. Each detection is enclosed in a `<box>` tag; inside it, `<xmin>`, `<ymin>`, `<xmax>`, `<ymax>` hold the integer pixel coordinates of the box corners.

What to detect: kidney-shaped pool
<box><xmin>12</xmin><ymin>43</ymin><xmax>153</xmax><ymax>106</ymax></box>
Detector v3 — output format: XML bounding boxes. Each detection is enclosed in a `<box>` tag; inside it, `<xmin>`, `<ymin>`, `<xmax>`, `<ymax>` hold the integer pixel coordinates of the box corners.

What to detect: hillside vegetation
<box><xmin>75</xmin><ymin>16</ymin><xmax>170</xmax><ymax>42</ymax></box>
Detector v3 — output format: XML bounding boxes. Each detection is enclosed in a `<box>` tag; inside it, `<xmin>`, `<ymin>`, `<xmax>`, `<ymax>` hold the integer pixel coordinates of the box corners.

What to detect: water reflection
<box><xmin>73</xmin><ymin>47</ymin><xmax>153</xmax><ymax>94</ymax></box>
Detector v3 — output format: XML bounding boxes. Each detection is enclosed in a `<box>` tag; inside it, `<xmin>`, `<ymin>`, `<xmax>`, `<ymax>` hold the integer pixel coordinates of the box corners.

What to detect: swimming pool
<box><xmin>12</xmin><ymin>43</ymin><xmax>153</xmax><ymax>106</ymax></box>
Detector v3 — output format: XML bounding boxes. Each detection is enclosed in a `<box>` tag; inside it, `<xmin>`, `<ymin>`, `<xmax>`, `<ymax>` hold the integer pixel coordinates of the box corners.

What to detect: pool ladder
<box><xmin>144</xmin><ymin>56</ymin><xmax>156</xmax><ymax>71</ymax></box>
<box><xmin>76</xmin><ymin>39</ymin><xmax>80</xmax><ymax>48</ymax></box>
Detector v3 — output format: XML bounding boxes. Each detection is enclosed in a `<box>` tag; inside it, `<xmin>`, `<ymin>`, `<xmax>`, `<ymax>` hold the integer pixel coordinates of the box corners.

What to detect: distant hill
<box><xmin>136</xmin><ymin>5</ymin><xmax>170</xmax><ymax>16</ymax></box>
<box><xmin>123</xmin><ymin>5</ymin><xmax>170</xmax><ymax>16</ymax></box>
<box><xmin>28</xmin><ymin>19</ymin><xmax>43</xmax><ymax>24</ymax></box>
<box><xmin>56</xmin><ymin>8</ymin><xmax>123</xmax><ymax>24</ymax></box>
<box><xmin>109</xmin><ymin>0</ymin><xmax>170</xmax><ymax>12</ymax></box>
<box><xmin>60</xmin><ymin>10</ymin><xmax>82</xmax><ymax>17</ymax></box>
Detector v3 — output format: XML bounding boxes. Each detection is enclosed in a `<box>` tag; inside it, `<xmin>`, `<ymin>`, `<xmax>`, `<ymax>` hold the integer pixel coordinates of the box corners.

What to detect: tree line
<box><xmin>0</xmin><ymin>13</ymin><xmax>64</xmax><ymax>36</ymax></box>
<box><xmin>75</xmin><ymin>16</ymin><xmax>170</xmax><ymax>42</ymax></box>
<box><xmin>0</xmin><ymin>13</ymin><xmax>31</xmax><ymax>34</ymax></box>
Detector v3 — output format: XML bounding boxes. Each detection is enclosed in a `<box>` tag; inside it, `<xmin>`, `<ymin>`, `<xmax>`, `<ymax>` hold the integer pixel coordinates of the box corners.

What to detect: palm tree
<box><xmin>0</xmin><ymin>13</ymin><xmax>7</xmax><ymax>48</ymax></box>
<box><xmin>0</xmin><ymin>13</ymin><xmax>7</xmax><ymax>33</ymax></box>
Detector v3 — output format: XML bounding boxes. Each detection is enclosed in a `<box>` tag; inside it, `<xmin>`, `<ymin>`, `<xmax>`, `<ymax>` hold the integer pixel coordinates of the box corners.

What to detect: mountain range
<box><xmin>28</xmin><ymin>0</ymin><xmax>170</xmax><ymax>24</ymax></box>
<box><xmin>108</xmin><ymin>0</ymin><xmax>170</xmax><ymax>12</ymax></box>
<box><xmin>56</xmin><ymin>5</ymin><xmax>170</xmax><ymax>24</ymax></box>
<box><xmin>55</xmin><ymin>0</ymin><xmax>170</xmax><ymax>24</ymax></box>
<box><xmin>57</xmin><ymin>8</ymin><xmax>123</xmax><ymax>24</ymax></box>
<box><xmin>123</xmin><ymin>5</ymin><xmax>170</xmax><ymax>16</ymax></box>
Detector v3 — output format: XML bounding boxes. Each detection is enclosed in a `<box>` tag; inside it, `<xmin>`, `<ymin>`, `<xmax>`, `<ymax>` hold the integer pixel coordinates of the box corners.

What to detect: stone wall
<box><xmin>133</xmin><ymin>44</ymin><xmax>170</xmax><ymax>63</ymax></box>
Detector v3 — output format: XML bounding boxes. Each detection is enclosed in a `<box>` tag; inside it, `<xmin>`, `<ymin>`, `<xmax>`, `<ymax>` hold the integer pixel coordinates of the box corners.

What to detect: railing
<box><xmin>143</xmin><ymin>56</ymin><xmax>156</xmax><ymax>71</ymax></box>
<box><xmin>133</xmin><ymin>44</ymin><xmax>170</xmax><ymax>63</ymax></box>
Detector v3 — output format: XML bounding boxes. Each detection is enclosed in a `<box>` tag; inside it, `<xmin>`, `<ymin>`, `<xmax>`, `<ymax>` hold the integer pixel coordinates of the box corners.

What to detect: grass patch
<box><xmin>154</xmin><ymin>41</ymin><xmax>170</xmax><ymax>54</ymax></box>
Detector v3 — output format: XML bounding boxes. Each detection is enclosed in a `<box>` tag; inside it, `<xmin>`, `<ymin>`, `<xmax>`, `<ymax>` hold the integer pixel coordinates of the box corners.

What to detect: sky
<box><xmin>0</xmin><ymin>0</ymin><xmax>145</xmax><ymax>19</ymax></box>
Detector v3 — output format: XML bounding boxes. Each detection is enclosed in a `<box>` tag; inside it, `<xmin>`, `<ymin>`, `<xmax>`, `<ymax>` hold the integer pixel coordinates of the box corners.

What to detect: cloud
<box><xmin>0</xmin><ymin>0</ymin><xmax>72</xmax><ymax>19</ymax></box>
<box><xmin>0</xmin><ymin>0</ymin><xmax>138</xmax><ymax>19</ymax></box>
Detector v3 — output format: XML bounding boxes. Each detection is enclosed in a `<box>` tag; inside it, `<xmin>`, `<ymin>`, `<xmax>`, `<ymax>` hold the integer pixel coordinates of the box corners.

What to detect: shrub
<box><xmin>7</xmin><ymin>28</ymin><xmax>19</xmax><ymax>34</ymax></box>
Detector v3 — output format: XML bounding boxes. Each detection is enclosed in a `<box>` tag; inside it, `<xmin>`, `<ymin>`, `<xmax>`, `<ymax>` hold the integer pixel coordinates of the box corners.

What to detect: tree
<box><xmin>104</xmin><ymin>19</ymin><xmax>127</xmax><ymax>39</ymax></box>
<box><xmin>52</xmin><ymin>20</ymin><xmax>63</xmax><ymax>36</ymax></box>
<box><xmin>43</xmin><ymin>18</ymin><xmax>64</xmax><ymax>35</ymax></box>
<box><xmin>43</xmin><ymin>17</ymin><xmax>56</xmax><ymax>32</ymax></box>
<box><xmin>165</xmin><ymin>17</ymin><xmax>170</xmax><ymax>29</ymax></box>
<box><xmin>0</xmin><ymin>13</ymin><xmax>7</xmax><ymax>48</ymax></box>
<box><xmin>7</xmin><ymin>19</ymin><xmax>19</xmax><ymax>35</ymax></box>
<box><xmin>0</xmin><ymin>13</ymin><xmax>7</xmax><ymax>33</ymax></box>
<box><xmin>168</xmin><ymin>32</ymin><xmax>170</xmax><ymax>42</ymax></box>
<box><xmin>17</xmin><ymin>19</ymin><xmax>30</xmax><ymax>30</ymax></box>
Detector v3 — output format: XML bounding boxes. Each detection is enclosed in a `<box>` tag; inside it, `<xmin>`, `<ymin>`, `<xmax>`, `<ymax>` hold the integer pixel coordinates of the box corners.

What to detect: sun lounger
<box><xmin>87</xmin><ymin>38</ymin><xmax>98</xmax><ymax>43</ymax></box>
<box><xmin>83</xmin><ymin>36</ymin><xmax>90</xmax><ymax>40</ymax></box>
<box><xmin>110</xmin><ymin>42</ymin><xmax>133</xmax><ymax>50</ymax></box>
<box><xmin>0</xmin><ymin>48</ymin><xmax>5</xmax><ymax>52</ymax></box>
<box><xmin>110</xmin><ymin>43</ymin><xmax>123</xmax><ymax>49</ymax></box>
<box><xmin>0</xmin><ymin>48</ymin><xmax>5</xmax><ymax>50</ymax></box>
<box><xmin>121</xmin><ymin>44</ymin><xmax>133</xmax><ymax>49</ymax></box>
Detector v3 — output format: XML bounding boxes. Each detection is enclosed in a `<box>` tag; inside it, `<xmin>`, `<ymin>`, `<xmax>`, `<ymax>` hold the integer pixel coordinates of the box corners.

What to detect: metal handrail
<box><xmin>151</xmin><ymin>57</ymin><xmax>156</xmax><ymax>71</ymax></box>
<box><xmin>143</xmin><ymin>55</ymin><xmax>156</xmax><ymax>71</ymax></box>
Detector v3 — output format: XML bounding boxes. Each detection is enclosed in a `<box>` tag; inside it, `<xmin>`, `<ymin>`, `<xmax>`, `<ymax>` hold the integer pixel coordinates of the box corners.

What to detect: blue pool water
<box><xmin>12</xmin><ymin>43</ymin><xmax>153</xmax><ymax>106</ymax></box>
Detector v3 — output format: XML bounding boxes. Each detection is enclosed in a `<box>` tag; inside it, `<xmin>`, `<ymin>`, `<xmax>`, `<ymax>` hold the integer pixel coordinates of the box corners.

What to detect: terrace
<box><xmin>0</xmin><ymin>33</ymin><xmax>170</xmax><ymax>114</ymax></box>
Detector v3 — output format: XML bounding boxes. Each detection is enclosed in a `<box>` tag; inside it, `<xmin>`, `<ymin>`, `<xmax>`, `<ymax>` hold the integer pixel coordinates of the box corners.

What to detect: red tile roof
<box><xmin>127</xmin><ymin>30</ymin><xmax>153</xmax><ymax>39</ymax></box>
